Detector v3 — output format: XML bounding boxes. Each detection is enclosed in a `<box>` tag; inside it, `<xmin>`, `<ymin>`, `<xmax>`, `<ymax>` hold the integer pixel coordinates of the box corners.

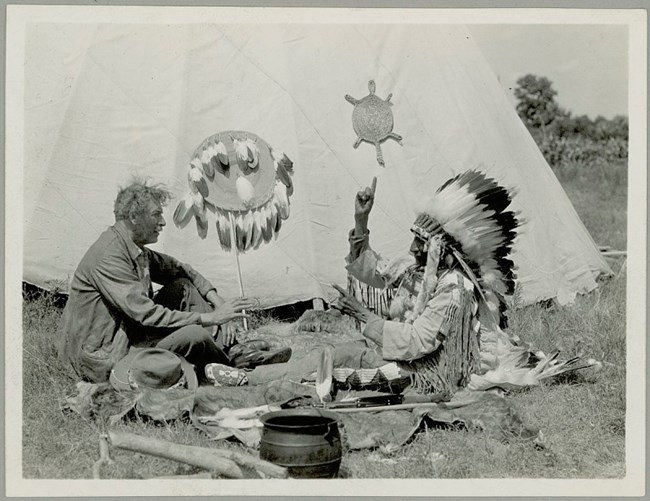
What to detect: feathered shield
<box><xmin>173</xmin><ymin>131</ymin><xmax>295</xmax><ymax>253</ymax></box>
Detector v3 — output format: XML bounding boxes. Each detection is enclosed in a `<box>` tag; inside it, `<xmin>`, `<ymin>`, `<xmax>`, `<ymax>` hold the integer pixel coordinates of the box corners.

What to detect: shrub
<box><xmin>537</xmin><ymin>134</ymin><xmax>628</xmax><ymax>167</ymax></box>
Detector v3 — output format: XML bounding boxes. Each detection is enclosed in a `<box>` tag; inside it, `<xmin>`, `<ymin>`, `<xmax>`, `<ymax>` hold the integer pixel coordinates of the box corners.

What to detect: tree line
<box><xmin>514</xmin><ymin>74</ymin><xmax>628</xmax><ymax>166</ymax></box>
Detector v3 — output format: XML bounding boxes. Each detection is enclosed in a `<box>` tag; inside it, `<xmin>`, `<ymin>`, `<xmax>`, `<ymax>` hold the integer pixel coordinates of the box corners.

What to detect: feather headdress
<box><xmin>411</xmin><ymin>170</ymin><xmax>522</xmax><ymax>320</ymax></box>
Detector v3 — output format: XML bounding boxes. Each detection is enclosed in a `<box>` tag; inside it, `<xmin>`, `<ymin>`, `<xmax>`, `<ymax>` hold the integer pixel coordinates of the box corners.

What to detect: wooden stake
<box><xmin>208</xmin><ymin>447</ymin><xmax>288</xmax><ymax>478</ymax></box>
<box><xmin>92</xmin><ymin>433</ymin><xmax>113</xmax><ymax>479</ymax></box>
<box><xmin>108</xmin><ymin>431</ymin><xmax>287</xmax><ymax>479</ymax></box>
<box><xmin>228</xmin><ymin>212</ymin><xmax>248</xmax><ymax>331</ymax></box>
<box><xmin>109</xmin><ymin>431</ymin><xmax>244</xmax><ymax>479</ymax></box>
<box><xmin>601</xmin><ymin>250</ymin><xmax>627</xmax><ymax>257</ymax></box>
<box><xmin>615</xmin><ymin>257</ymin><xmax>627</xmax><ymax>280</ymax></box>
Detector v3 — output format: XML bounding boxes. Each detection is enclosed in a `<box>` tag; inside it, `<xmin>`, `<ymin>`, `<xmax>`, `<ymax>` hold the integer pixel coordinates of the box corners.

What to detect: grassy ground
<box><xmin>21</xmin><ymin>159</ymin><xmax>627</xmax><ymax>479</ymax></box>
<box><xmin>552</xmin><ymin>159</ymin><xmax>627</xmax><ymax>251</ymax></box>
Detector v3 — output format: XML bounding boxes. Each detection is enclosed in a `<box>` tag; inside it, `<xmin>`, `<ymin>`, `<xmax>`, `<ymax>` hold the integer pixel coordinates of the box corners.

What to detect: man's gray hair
<box><xmin>113</xmin><ymin>177</ymin><xmax>173</xmax><ymax>221</ymax></box>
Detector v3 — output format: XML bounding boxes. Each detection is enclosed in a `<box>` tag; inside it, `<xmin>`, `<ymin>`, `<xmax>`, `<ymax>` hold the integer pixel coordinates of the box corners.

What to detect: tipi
<box><xmin>21</xmin><ymin>21</ymin><xmax>610</xmax><ymax>308</ymax></box>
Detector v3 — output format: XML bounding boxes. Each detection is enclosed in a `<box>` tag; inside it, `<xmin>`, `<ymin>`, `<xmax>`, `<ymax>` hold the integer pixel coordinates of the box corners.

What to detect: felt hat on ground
<box><xmin>109</xmin><ymin>347</ymin><xmax>198</xmax><ymax>391</ymax></box>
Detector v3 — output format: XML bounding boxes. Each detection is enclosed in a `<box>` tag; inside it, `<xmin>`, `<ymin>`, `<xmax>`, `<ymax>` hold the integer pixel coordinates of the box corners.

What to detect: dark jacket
<box><xmin>57</xmin><ymin>221</ymin><xmax>215</xmax><ymax>382</ymax></box>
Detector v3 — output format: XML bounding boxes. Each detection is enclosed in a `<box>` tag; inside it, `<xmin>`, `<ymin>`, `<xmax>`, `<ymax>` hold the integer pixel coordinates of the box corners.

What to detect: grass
<box><xmin>551</xmin><ymin>159</ymin><xmax>627</xmax><ymax>251</ymax></box>
<box><xmin>21</xmin><ymin>159</ymin><xmax>628</xmax><ymax>480</ymax></box>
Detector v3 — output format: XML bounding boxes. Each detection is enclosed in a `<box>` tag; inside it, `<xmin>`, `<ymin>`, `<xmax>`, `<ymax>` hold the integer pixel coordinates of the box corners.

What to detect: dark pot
<box><xmin>259</xmin><ymin>408</ymin><xmax>342</xmax><ymax>478</ymax></box>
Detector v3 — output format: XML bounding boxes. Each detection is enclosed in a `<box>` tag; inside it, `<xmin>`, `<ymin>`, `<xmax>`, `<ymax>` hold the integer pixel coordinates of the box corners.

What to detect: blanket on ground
<box><xmin>61</xmin><ymin>310</ymin><xmax>541</xmax><ymax>450</ymax></box>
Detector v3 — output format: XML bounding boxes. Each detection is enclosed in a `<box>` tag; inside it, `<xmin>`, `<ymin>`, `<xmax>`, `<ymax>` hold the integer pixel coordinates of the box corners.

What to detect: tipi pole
<box><xmin>228</xmin><ymin>212</ymin><xmax>248</xmax><ymax>331</ymax></box>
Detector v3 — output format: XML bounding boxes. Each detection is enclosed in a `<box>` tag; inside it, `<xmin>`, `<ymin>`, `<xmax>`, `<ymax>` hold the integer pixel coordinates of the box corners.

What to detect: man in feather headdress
<box><xmin>332</xmin><ymin>171</ymin><xmax>592</xmax><ymax>395</ymax></box>
<box><xmin>58</xmin><ymin>178</ymin><xmax>286</xmax><ymax>387</ymax></box>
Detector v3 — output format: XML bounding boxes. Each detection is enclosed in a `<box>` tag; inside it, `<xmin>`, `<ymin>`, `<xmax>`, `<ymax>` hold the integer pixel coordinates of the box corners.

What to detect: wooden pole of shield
<box><xmin>228</xmin><ymin>211</ymin><xmax>248</xmax><ymax>331</ymax></box>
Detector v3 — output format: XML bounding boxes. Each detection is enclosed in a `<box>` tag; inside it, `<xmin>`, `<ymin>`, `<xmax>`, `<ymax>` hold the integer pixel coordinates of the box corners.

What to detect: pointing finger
<box><xmin>370</xmin><ymin>176</ymin><xmax>377</xmax><ymax>195</ymax></box>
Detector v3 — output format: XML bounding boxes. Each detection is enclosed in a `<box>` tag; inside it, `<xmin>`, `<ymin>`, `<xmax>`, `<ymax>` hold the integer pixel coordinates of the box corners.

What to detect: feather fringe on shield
<box><xmin>209</xmin><ymin>183</ymin><xmax>291</xmax><ymax>252</ymax></box>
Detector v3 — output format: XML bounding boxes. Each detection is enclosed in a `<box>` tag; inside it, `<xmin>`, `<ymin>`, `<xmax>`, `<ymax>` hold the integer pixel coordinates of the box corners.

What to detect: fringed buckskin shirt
<box><xmin>345</xmin><ymin>230</ymin><xmax>481</xmax><ymax>394</ymax></box>
<box><xmin>58</xmin><ymin>220</ymin><xmax>216</xmax><ymax>383</ymax></box>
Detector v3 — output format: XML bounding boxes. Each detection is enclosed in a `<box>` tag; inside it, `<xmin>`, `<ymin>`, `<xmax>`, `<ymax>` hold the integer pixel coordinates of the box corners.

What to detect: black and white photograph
<box><xmin>4</xmin><ymin>4</ymin><xmax>646</xmax><ymax>497</ymax></box>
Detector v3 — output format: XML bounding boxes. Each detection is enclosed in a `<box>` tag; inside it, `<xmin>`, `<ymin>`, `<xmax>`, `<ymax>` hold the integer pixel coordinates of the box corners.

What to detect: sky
<box><xmin>469</xmin><ymin>24</ymin><xmax>628</xmax><ymax>120</ymax></box>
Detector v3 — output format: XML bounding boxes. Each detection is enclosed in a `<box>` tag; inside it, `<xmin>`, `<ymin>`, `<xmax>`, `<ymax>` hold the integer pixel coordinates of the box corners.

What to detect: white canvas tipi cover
<box><xmin>21</xmin><ymin>21</ymin><xmax>611</xmax><ymax>308</ymax></box>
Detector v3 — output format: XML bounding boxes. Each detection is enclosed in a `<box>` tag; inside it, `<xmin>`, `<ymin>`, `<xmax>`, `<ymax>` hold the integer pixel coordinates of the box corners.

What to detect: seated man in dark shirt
<box><xmin>58</xmin><ymin>178</ymin><xmax>255</xmax><ymax>385</ymax></box>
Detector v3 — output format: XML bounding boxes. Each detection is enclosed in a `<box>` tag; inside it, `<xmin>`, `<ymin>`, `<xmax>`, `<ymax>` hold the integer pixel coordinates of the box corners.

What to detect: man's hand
<box><xmin>220</xmin><ymin>320</ymin><xmax>243</xmax><ymax>347</ymax></box>
<box><xmin>354</xmin><ymin>177</ymin><xmax>377</xmax><ymax>236</ymax></box>
<box><xmin>331</xmin><ymin>284</ymin><xmax>371</xmax><ymax>323</ymax></box>
<box><xmin>199</xmin><ymin>298</ymin><xmax>254</xmax><ymax>327</ymax></box>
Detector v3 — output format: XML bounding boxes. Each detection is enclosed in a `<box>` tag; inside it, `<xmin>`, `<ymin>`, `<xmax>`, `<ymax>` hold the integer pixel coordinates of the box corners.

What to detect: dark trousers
<box><xmin>133</xmin><ymin>278</ymin><xmax>231</xmax><ymax>382</ymax></box>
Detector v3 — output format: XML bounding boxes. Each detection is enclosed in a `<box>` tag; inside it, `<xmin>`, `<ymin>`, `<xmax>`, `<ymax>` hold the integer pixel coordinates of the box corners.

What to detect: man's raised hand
<box><xmin>355</xmin><ymin>176</ymin><xmax>377</xmax><ymax>217</ymax></box>
<box><xmin>354</xmin><ymin>177</ymin><xmax>377</xmax><ymax>236</ymax></box>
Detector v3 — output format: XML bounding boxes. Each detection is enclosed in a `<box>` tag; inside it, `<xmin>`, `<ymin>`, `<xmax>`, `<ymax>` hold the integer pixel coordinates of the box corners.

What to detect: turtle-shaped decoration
<box><xmin>345</xmin><ymin>80</ymin><xmax>403</xmax><ymax>167</ymax></box>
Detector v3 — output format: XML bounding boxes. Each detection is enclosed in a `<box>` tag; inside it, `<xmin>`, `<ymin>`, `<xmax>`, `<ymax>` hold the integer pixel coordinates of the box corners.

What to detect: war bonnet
<box><xmin>410</xmin><ymin>170</ymin><xmax>523</xmax><ymax>315</ymax></box>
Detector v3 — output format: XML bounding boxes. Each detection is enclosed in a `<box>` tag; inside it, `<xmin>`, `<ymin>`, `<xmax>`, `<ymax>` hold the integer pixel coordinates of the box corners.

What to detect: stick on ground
<box><xmin>109</xmin><ymin>431</ymin><xmax>244</xmax><ymax>479</ymax></box>
<box><xmin>108</xmin><ymin>431</ymin><xmax>287</xmax><ymax>479</ymax></box>
<box><xmin>92</xmin><ymin>433</ymin><xmax>113</xmax><ymax>479</ymax></box>
<box><xmin>207</xmin><ymin>447</ymin><xmax>288</xmax><ymax>478</ymax></box>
